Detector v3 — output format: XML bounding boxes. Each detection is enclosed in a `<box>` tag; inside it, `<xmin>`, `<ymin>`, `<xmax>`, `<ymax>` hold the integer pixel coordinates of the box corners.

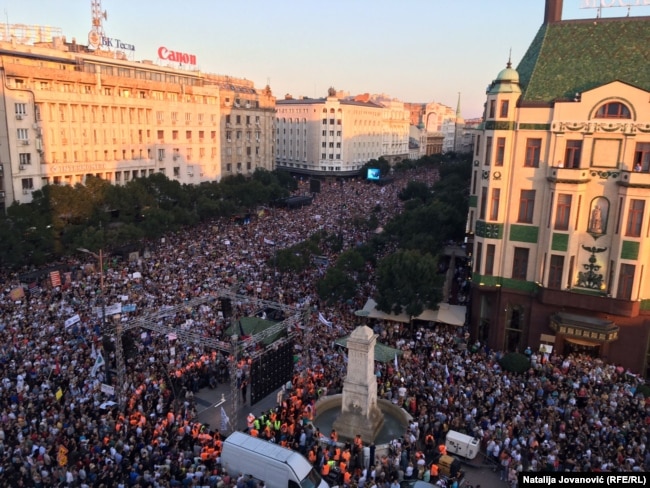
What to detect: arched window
<box><xmin>595</xmin><ymin>102</ymin><xmax>631</xmax><ymax>119</ymax></box>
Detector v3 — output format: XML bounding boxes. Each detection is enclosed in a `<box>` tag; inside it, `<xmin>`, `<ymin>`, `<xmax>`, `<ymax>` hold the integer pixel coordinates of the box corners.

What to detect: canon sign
<box><xmin>158</xmin><ymin>46</ymin><xmax>197</xmax><ymax>65</ymax></box>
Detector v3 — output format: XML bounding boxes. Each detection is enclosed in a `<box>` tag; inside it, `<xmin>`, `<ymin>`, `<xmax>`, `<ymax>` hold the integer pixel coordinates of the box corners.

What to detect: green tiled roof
<box><xmin>517</xmin><ymin>17</ymin><xmax>650</xmax><ymax>103</ymax></box>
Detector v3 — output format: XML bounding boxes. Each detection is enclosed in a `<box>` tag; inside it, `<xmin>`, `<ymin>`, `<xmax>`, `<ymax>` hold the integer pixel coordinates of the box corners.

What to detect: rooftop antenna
<box><xmin>507</xmin><ymin>48</ymin><xmax>512</xmax><ymax>68</ymax></box>
<box><xmin>88</xmin><ymin>0</ymin><xmax>108</xmax><ymax>50</ymax></box>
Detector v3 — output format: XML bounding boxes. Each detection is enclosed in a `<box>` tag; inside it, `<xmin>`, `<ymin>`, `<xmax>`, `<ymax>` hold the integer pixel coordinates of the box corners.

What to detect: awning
<box><xmin>334</xmin><ymin>335</ymin><xmax>403</xmax><ymax>363</ymax></box>
<box><xmin>549</xmin><ymin>312</ymin><xmax>619</xmax><ymax>343</ymax></box>
<box><xmin>362</xmin><ymin>299</ymin><xmax>466</xmax><ymax>326</ymax></box>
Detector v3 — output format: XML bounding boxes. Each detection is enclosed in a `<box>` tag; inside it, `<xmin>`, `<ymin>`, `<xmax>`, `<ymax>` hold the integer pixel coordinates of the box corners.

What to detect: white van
<box><xmin>445</xmin><ymin>430</ymin><xmax>480</xmax><ymax>460</ymax></box>
<box><xmin>221</xmin><ymin>432</ymin><xmax>330</xmax><ymax>488</ymax></box>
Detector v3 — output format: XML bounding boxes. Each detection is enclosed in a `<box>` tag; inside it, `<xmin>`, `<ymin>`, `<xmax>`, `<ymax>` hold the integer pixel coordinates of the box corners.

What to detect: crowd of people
<box><xmin>0</xmin><ymin>165</ymin><xmax>648</xmax><ymax>488</ymax></box>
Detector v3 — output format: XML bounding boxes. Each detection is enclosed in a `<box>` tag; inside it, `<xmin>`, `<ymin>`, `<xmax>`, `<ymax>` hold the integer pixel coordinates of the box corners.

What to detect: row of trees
<box><xmin>0</xmin><ymin>170</ymin><xmax>297</xmax><ymax>270</ymax></box>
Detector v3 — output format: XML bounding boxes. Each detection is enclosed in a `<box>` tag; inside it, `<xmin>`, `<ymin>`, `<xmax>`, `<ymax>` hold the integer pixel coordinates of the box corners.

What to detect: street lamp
<box><xmin>78</xmin><ymin>246</ymin><xmax>126</xmax><ymax>412</ymax></box>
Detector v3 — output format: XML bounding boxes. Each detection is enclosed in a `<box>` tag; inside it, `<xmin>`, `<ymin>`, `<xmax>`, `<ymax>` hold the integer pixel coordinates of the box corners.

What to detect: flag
<box><xmin>263</xmin><ymin>237</ymin><xmax>275</xmax><ymax>245</ymax></box>
<box><xmin>394</xmin><ymin>353</ymin><xmax>399</xmax><ymax>372</ymax></box>
<box><xmin>9</xmin><ymin>287</ymin><xmax>24</xmax><ymax>300</ymax></box>
<box><xmin>220</xmin><ymin>407</ymin><xmax>230</xmax><ymax>432</ymax></box>
<box><xmin>55</xmin><ymin>387</ymin><xmax>63</xmax><ymax>401</ymax></box>
<box><xmin>91</xmin><ymin>353</ymin><xmax>105</xmax><ymax>377</ymax></box>
<box><xmin>50</xmin><ymin>271</ymin><xmax>61</xmax><ymax>287</ymax></box>
<box><xmin>445</xmin><ymin>364</ymin><xmax>453</xmax><ymax>385</ymax></box>
<box><xmin>90</xmin><ymin>343</ymin><xmax>97</xmax><ymax>360</ymax></box>
<box><xmin>57</xmin><ymin>445</ymin><xmax>68</xmax><ymax>467</ymax></box>
<box><xmin>318</xmin><ymin>312</ymin><xmax>332</xmax><ymax>328</ymax></box>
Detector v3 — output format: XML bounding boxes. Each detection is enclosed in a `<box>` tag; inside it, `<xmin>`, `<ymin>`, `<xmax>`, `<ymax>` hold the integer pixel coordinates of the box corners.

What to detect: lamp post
<box><xmin>78</xmin><ymin>247</ymin><xmax>125</xmax><ymax>412</ymax></box>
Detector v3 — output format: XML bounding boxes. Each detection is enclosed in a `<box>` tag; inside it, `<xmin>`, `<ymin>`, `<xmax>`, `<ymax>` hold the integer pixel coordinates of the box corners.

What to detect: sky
<box><xmin>3</xmin><ymin>0</ymin><xmax>650</xmax><ymax>119</ymax></box>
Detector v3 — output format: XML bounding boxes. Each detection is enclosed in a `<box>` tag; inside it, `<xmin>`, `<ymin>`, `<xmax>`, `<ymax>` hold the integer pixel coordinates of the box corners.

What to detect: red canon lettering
<box><xmin>158</xmin><ymin>46</ymin><xmax>197</xmax><ymax>65</ymax></box>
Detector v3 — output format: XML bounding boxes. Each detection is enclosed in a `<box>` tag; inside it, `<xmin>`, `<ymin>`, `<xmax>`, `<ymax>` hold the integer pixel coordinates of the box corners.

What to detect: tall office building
<box><xmin>469</xmin><ymin>0</ymin><xmax>650</xmax><ymax>374</ymax></box>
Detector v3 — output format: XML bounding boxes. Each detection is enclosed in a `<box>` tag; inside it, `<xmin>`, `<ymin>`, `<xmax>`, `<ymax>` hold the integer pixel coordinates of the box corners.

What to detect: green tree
<box><xmin>375</xmin><ymin>249</ymin><xmax>443</xmax><ymax>318</ymax></box>
<box><xmin>316</xmin><ymin>267</ymin><xmax>357</xmax><ymax>305</ymax></box>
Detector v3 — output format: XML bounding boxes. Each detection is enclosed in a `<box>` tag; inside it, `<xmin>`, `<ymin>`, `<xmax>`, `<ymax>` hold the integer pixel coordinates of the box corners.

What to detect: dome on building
<box><xmin>496</xmin><ymin>61</ymin><xmax>519</xmax><ymax>83</ymax></box>
<box><xmin>487</xmin><ymin>60</ymin><xmax>521</xmax><ymax>95</ymax></box>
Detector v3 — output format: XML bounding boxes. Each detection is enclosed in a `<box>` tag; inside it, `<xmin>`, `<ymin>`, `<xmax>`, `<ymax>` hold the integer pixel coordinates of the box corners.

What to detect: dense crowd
<box><xmin>0</xmin><ymin>166</ymin><xmax>648</xmax><ymax>488</ymax></box>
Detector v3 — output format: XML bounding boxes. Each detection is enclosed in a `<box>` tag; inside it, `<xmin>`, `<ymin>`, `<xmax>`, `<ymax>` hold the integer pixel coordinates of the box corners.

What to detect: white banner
<box><xmin>100</xmin><ymin>384</ymin><xmax>115</xmax><ymax>396</ymax></box>
<box><xmin>64</xmin><ymin>314</ymin><xmax>80</xmax><ymax>329</ymax></box>
<box><xmin>95</xmin><ymin>303</ymin><xmax>122</xmax><ymax>318</ymax></box>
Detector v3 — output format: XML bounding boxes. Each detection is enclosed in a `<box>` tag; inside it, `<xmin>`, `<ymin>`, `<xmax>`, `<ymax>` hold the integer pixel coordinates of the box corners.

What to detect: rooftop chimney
<box><xmin>544</xmin><ymin>0</ymin><xmax>563</xmax><ymax>24</ymax></box>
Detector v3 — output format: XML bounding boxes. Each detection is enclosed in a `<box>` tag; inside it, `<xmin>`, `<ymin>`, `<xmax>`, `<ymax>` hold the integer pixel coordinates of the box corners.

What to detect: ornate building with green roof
<box><xmin>468</xmin><ymin>0</ymin><xmax>650</xmax><ymax>375</ymax></box>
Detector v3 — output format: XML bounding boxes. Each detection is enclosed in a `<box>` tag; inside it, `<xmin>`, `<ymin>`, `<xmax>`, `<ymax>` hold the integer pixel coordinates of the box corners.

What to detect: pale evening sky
<box><xmin>2</xmin><ymin>0</ymin><xmax>649</xmax><ymax>119</ymax></box>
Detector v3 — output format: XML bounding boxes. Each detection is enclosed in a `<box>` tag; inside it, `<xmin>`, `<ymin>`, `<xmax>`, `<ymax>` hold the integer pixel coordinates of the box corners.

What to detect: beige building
<box><xmin>275</xmin><ymin>89</ymin><xmax>386</xmax><ymax>176</ymax></box>
<box><xmin>468</xmin><ymin>0</ymin><xmax>650</xmax><ymax>375</ymax></box>
<box><xmin>0</xmin><ymin>34</ymin><xmax>275</xmax><ymax>210</ymax></box>
<box><xmin>213</xmin><ymin>79</ymin><xmax>276</xmax><ymax>177</ymax></box>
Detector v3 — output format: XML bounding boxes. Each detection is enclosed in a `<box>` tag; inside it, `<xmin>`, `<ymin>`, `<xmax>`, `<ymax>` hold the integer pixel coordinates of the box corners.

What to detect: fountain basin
<box><xmin>313</xmin><ymin>394</ymin><xmax>411</xmax><ymax>446</ymax></box>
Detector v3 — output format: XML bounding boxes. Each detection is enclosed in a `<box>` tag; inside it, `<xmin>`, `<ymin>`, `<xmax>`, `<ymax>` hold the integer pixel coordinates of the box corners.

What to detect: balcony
<box><xmin>617</xmin><ymin>169</ymin><xmax>650</xmax><ymax>188</ymax></box>
<box><xmin>546</xmin><ymin>165</ymin><xmax>591</xmax><ymax>184</ymax></box>
<box><xmin>538</xmin><ymin>286</ymin><xmax>639</xmax><ymax>317</ymax></box>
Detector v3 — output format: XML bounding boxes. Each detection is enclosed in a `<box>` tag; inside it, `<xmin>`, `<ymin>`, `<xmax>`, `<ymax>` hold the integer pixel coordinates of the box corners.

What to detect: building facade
<box><xmin>468</xmin><ymin>0</ymin><xmax>650</xmax><ymax>375</ymax></box>
<box><xmin>275</xmin><ymin>89</ymin><xmax>387</xmax><ymax>176</ymax></box>
<box><xmin>0</xmin><ymin>34</ymin><xmax>275</xmax><ymax>211</ymax></box>
<box><xmin>215</xmin><ymin>79</ymin><xmax>276</xmax><ymax>177</ymax></box>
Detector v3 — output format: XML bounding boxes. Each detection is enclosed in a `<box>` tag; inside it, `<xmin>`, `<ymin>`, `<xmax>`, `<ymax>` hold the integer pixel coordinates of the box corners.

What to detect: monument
<box><xmin>332</xmin><ymin>325</ymin><xmax>385</xmax><ymax>442</ymax></box>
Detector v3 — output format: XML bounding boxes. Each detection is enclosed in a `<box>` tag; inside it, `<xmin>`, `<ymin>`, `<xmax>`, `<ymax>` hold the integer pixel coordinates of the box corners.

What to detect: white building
<box><xmin>275</xmin><ymin>88</ymin><xmax>409</xmax><ymax>176</ymax></box>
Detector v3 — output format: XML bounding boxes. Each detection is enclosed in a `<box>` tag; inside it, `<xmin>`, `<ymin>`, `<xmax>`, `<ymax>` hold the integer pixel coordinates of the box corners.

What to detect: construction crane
<box><xmin>109</xmin><ymin>290</ymin><xmax>307</xmax><ymax>431</ymax></box>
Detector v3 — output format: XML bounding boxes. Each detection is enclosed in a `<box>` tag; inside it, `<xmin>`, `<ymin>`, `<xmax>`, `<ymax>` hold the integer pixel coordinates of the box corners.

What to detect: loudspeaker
<box><xmin>220</xmin><ymin>298</ymin><xmax>232</xmax><ymax>317</ymax></box>
<box><xmin>310</xmin><ymin>179</ymin><xmax>321</xmax><ymax>193</ymax></box>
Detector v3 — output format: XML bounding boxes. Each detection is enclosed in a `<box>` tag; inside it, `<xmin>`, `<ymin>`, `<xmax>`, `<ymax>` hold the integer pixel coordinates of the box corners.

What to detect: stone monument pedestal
<box><xmin>332</xmin><ymin>325</ymin><xmax>384</xmax><ymax>443</ymax></box>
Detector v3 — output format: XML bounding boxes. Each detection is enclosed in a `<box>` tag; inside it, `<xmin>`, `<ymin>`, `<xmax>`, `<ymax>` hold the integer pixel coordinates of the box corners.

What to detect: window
<box><xmin>633</xmin><ymin>142</ymin><xmax>650</xmax><ymax>172</ymax></box>
<box><xmin>625</xmin><ymin>199</ymin><xmax>645</xmax><ymax>237</ymax></box>
<box><xmin>499</xmin><ymin>100</ymin><xmax>509</xmax><ymax>118</ymax></box>
<box><xmin>495</xmin><ymin>137</ymin><xmax>505</xmax><ymax>166</ymax></box>
<box><xmin>617</xmin><ymin>264</ymin><xmax>635</xmax><ymax>300</ymax></box>
<box><xmin>564</xmin><ymin>140</ymin><xmax>582</xmax><ymax>168</ymax></box>
<box><xmin>19</xmin><ymin>153</ymin><xmax>31</xmax><ymax>165</ymax></box>
<box><xmin>17</xmin><ymin>128</ymin><xmax>28</xmax><ymax>141</ymax></box>
<box><xmin>172</xmin><ymin>130</ymin><xmax>179</xmax><ymax>140</ymax></box>
<box><xmin>475</xmin><ymin>243</ymin><xmax>483</xmax><ymax>274</ymax></box>
<box><xmin>226</xmin><ymin>163</ymin><xmax>231</xmax><ymax>172</ymax></box>
<box><xmin>512</xmin><ymin>247</ymin><xmax>529</xmax><ymax>281</ymax></box>
<box><xmin>596</xmin><ymin>102</ymin><xmax>631</xmax><ymax>119</ymax></box>
<box><xmin>548</xmin><ymin>255</ymin><xmax>564</xmax><ymax>289</ymax></box>
<box><xmin>157</xmin><ymin>148</ymin><xmax>165</xmax><ymax>161</ymax></box>
<box><xmin>21</xmin><ymin>178</ymin><xmax>34</xmax><ymax>190</ymax></box>
<box><xmin>485</xmin><ymin>136</ymin><xmax>493</xmax><ymax>166</ymax></box>
<box><xmin>479</xmin><ymin>187</ymin><xmax>488</xmax><ymax>220</ymax></box>
<box><xmin>485</xmin><ymin>244</ymin><xmax>495</xmax><ymax>276</ymax></box>
<box><xmin>490</xmin><ymin>188</ymin><xmax>500</xmax><ymax>221</ymax></box>
<box><xmin>518</xmin><ymin>190</ymin><xmax>536</xmax><ymax>223</ymax></box>
<box><xmin>322</xmin><ymin>119</ymin><xmax>327</xmax><ymax>125</ymax></box>
<box><xmin>15</xmin><ymin>103</ymin><xmax>27</xmax><ymax>116</ymax></box>
<box><xmin>186</xmin><ymin>130</ymin><xmax>192</xmax><ymax>141</ymax></box>
<box><xmin>171</xmin><ymin>112</ymin><xmax>178</xmax><ymax>122</ymax></box>
<box><xmin>236</xmin><ymin>115</ymin><xmax>241</xmax><ymax>125</ymax></box>
<box><xmin>524</xmin><ymin>138</ymin><xmax>541</xmax><ymax>167</ymax></box>
<box><xmin>475</xmin><ymin>135</ymin><xmax>481</xmax><ymax>156</ymax></box>
<box><xmin>489</xmin><ymin>100</ymin><xmax>496</xmax><ymax>118</ymax></box>
<box><xmin>554</xmin><ymin>194</ymin><xmax>572</xmax><ymax>230</ymax></box>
